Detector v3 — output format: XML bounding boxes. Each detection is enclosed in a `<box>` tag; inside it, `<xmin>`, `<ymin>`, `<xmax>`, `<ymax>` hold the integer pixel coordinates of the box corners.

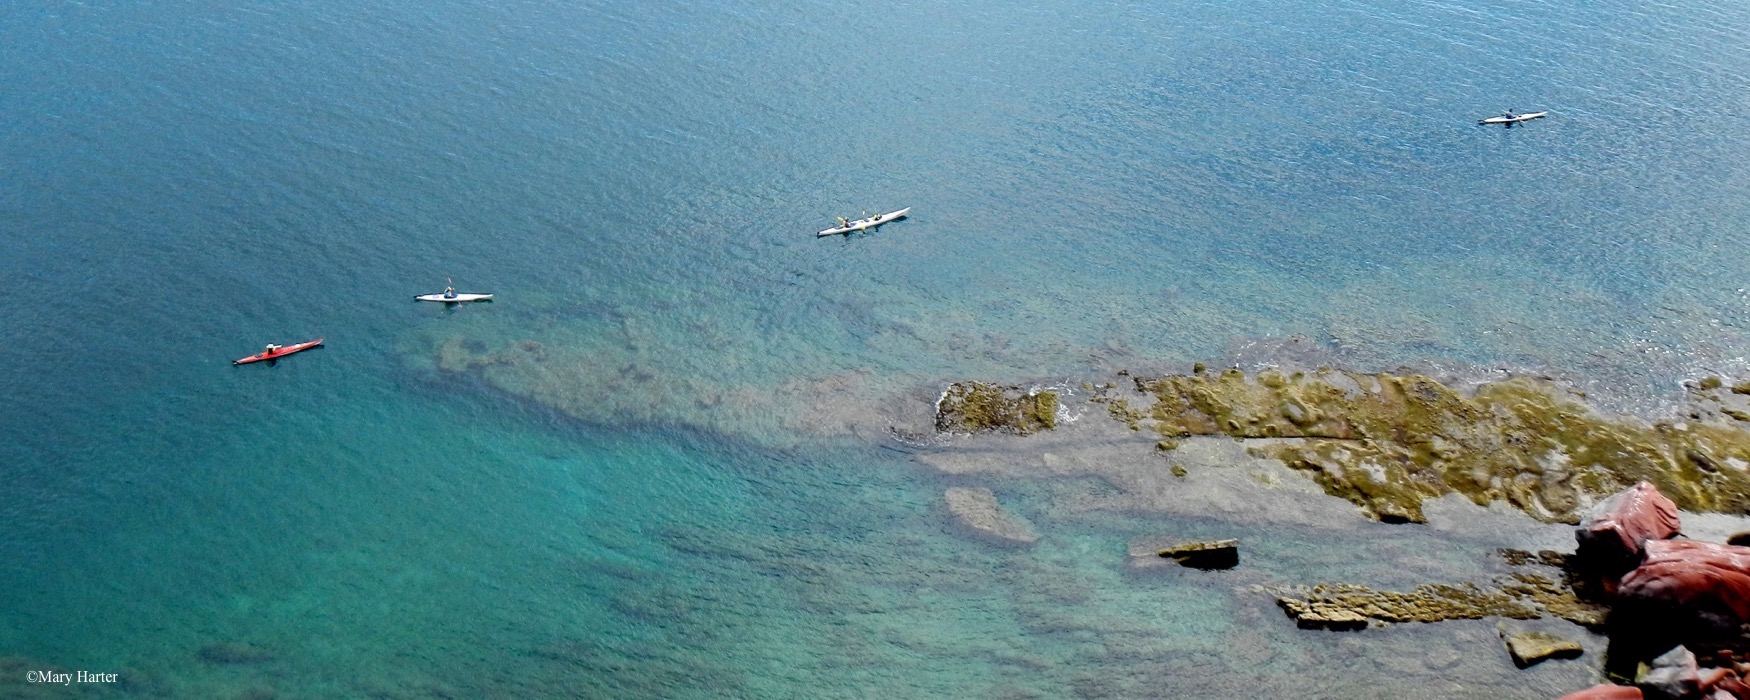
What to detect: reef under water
<box><xmin>415</xmin><ymin>313</ymin><xmax>1750</xmax><ymax>697</ymax></box>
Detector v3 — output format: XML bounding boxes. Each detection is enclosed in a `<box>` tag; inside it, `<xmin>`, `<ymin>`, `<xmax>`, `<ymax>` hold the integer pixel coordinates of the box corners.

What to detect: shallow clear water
<box><xmin>4</xmin><ymin>0</ymin><xmax>1750</xmax><ymax>696</ymax></box>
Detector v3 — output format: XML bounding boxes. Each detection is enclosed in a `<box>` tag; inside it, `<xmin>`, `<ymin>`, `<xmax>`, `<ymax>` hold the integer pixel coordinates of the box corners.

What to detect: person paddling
<box><xmin>264</xmin><ymin>344</ymin><xmax>281</xmax><ymax>356</ymax></box>
<box><xmin>444</xmin><ymin>286</ymin><xmax>456</xmax><ymax>300</ymax></box>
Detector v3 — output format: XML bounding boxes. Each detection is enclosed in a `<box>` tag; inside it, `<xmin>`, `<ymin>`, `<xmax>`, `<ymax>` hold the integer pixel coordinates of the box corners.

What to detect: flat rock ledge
<box><xmin>943</xmin><ymin>487</ymin><xmax>1039</xmax><ymax>546</ymax></box>
<box><xmin>1277</xmin><ymin>582</ymin><xmax>1536</xmax><ymax>631</ymax></box>
<box><xmin>1274</xmin><ymin>563</ymin><xmax>1605</xmax><ymax>632</ymax></box>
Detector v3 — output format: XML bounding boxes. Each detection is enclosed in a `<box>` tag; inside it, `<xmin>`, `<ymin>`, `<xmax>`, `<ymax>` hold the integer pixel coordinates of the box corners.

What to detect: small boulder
<box><xmin>1639</xmin><ymin>645</ymin><xmax>1700</xmax><ymax>700</ymax></box>
<box><xmin>1500</xmin><ymin>628</ymin><xmax>1583</xmax><ymax>668</ymax></box>
<box><xmin>1156</xmin><ymin>539</ymin><xmax>1239</xmax><ymax>570</ymax></box>
<box><xmin>1575</xmin><ymin>481</ymin><xmax>1680</xmax><ymax>572</ymax></box>
<box><xmin>943</xmin><ymin>487</ymin><xmax>1038</xmax><ymax>546</ymax></box>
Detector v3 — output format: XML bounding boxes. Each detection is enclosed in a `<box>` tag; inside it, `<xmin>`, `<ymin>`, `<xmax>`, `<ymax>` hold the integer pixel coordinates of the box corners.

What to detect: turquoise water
<box><xmin>4</xmin><ymin>0</ymin><xmax>1750</xmax><ymax>696</ymax></box>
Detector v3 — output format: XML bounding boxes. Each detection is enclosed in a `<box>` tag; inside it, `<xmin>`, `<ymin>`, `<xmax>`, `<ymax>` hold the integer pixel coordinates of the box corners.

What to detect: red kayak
<box><xmin>233</xmin><ymin>338</ymin><xmax>324</xmax><ymax>365</ymax></box>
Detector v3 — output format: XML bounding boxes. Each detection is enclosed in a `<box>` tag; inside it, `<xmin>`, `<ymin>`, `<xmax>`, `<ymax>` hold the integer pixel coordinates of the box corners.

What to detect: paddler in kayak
<box><xmin>443</xmin><ymin>286</ymin><xmax>456</xmax><ymax>299</ymax></box>
<box><xmin>264</xmin><ymin>343</ymin><xmax>281</xmax><ymax>356</ymax></box>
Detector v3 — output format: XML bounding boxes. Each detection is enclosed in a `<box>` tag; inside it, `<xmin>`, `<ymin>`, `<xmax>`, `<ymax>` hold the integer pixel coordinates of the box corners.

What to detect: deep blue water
<box><xmin>4</xmin><ymin>0</ymin><xmax>1750</xmax><ymax>696</ymax></box>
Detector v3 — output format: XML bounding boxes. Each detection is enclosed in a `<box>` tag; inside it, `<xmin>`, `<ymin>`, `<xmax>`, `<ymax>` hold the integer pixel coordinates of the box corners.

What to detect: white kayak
<box><xmin>415</xmin><ymin>292</ymin><xmax>494</xmax><ymax>303</ymax></box>
<box><xmin>1478</xmin><ymin>111</ymin><xmax>1547</xmax><ymax>125</ymax></box>
<box><xmin>818</xmin><ymin>207</ymin><xmax>911</xmax><ymax>237</ymax></box>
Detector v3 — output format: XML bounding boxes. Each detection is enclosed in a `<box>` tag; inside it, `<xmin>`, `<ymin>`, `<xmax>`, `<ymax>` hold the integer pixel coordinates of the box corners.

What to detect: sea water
<box><xmin>3</xmin><ymin>0</ymin><xmax>1749</xmax><ymax>696</ymax></box>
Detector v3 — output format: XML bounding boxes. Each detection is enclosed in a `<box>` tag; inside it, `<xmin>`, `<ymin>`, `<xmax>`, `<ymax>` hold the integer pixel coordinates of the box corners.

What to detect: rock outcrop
<box><xmin>942</xmin><ymin>487</ymin><xmax>1039</xmax><ymax>546</ymax></box>
<box><xmin>935</xmin><ymin>382</ymin><xmax>1060</xmax><ymax>435</ymax></box>
<box><xmin>1618</xmin><ymin>540</ymin><xmax>1750</xmax><ymax>633</ymax></box>
<box><xmin>1547</xmin><ymin>484</ymin><xmax>1750</xmax><ymax>699</ymax></box>
<box><xmin>1082</xmin><ymin>368</ymin><xmax>1750</xmax><ymax>524</ymax></box>
<box><xmin>1576</xmin><ymin>482</ymin><xmax>1681</xmax><ymax>572</ymax></box>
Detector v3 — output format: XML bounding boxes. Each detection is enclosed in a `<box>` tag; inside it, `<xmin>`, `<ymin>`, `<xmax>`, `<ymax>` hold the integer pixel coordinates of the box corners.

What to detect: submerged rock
<box><xmin>1499</xmin><ymin>627</ymin><xmax>1584</xmax><ymax>668</ymax></box>
<box><xmin>943</xmin><ymin>487</ymin><xmax>1039</xmax><ymax>546</ymax></box>
<box><xmin>1576</xmin><ymin>482</ymin><xmax>1681</xmax><ymax>572</ymax></box>
<box><xmin>197</xmin><ymin>642</ymin><xmax>275</xmax><ymax>665</ymax></box>
<box><xmin>935</xmin><ymin>382</ymin><xmax>1060</xmax><ymax>435</ymax></box>
<box><xmin>1499</xmin><ymin>548</ymin><xmax>1573</xmax><ymax>568</ymax></box>
<box><xmin>1501</xmin><ymin>571</ymin><xmax>1611</xmax><ymax>628</ymax></box>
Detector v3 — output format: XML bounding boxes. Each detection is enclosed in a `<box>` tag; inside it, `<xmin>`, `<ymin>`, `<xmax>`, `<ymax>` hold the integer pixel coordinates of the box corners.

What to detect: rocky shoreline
<box><xmin>931</xmin><ymin>366</ymin><xmax>1750</xmax><ymax>698</ymax></box>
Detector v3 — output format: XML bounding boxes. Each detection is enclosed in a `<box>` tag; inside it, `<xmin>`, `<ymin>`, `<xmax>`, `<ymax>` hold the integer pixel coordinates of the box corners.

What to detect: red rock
<box><xmin>1699</xmin><ymin>667</ymin><xmax>1735</xmax><ymax>693</ymax></box>
<box><xmin>1557</xmin><ymin>684</ymin><xmax>1643</xmax><ymax>700</ymax></box>
<box><xmin>1576</xmin><ymin>482</ymin><xmax>1680</xmax><ymax>569</ymax></box>
<box><xmin>1619</xmin><ymin>540</ymin><xmax>1750</xmax><ymax>627</ymax></box>
<box><xmin>1715</xmin><ymin>676</ymin><xmax>1750</xmax><ymax>700</ymax></box>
